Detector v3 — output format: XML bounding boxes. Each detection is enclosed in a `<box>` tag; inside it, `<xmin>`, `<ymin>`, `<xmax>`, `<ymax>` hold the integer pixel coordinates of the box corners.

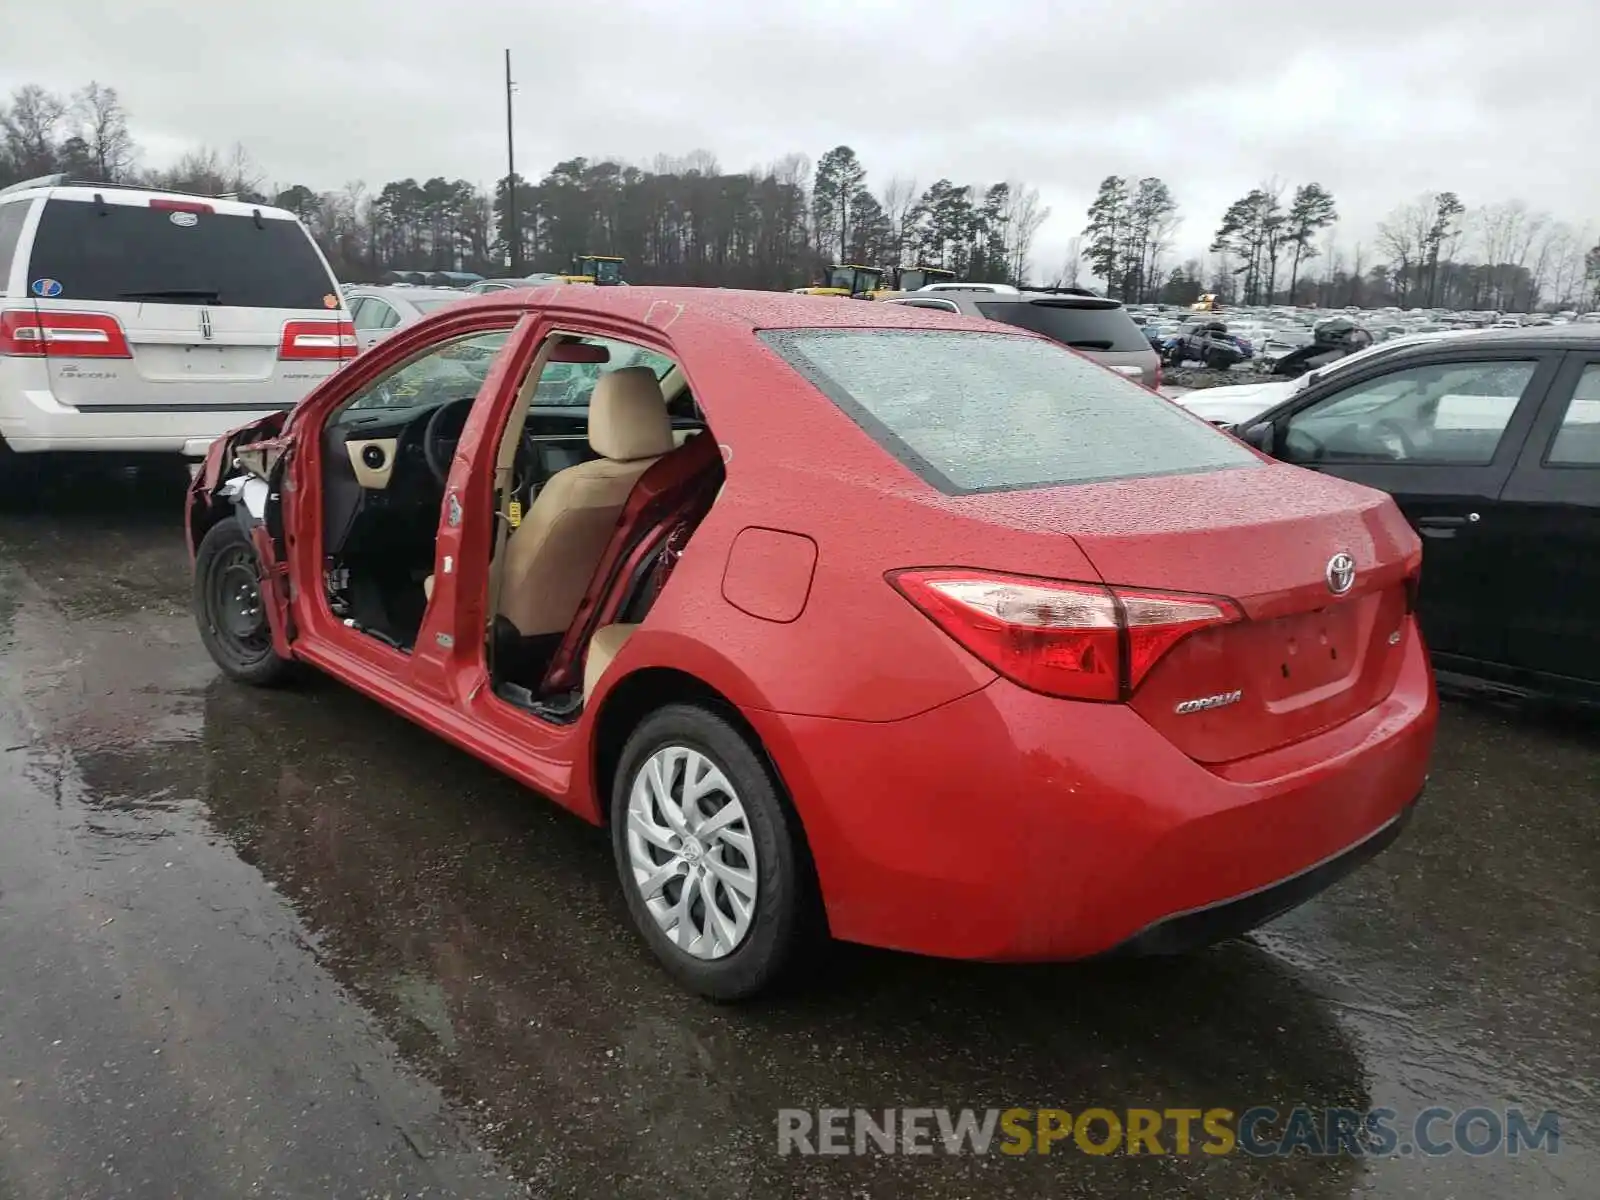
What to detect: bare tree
<box><xmin>1057</xmin><ymin>235</ymin><xmax>1082</xmax><ymax>287</ymax></box>
<box><xmin>880</xmin><ymin>175</ymin><xmax>918</xmax><ymax>266</ymax></box>
<box><xmin>1548</xmin><ymin>221</ymin><xmax>1594</xmax><ymax>308</ymax></box>
<box><xmin>2</xmin><ymin>84</ymin><xmax>68</xmax><ymax>176</ymax></box>
<box><xmin>1003</xmin><ymin>182</ymin><xmax>1049</xmax><ymax>284</ymax></box>
<box><xmin>70</xmin><ymin>82</ymin><xmax>136</xmax><ymax>181</ymax></box>
<box><xmin>1376</xmin><ymin>198</ymin><xmax>1430</xmax><ymax>305</ymax></box>
<box><xmin>147</xmin><ymin>142</ymin><xmax>264</xmax><ymax>200</ymax></box>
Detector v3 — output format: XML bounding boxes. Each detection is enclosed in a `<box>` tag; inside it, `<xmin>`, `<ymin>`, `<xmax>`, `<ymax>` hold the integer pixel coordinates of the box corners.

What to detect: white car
<box><xmin>0</xmin><ymin>174</ymin><xmax>352</xmax><ymax>463</ymax></box>
<box><xmin>344</xmin><ymin>285</ymin><xmax>471</xmax><ymax>351</ymax></box>
<box><xmin>1177</xmin><ymin>330</ymin><xmax>1469</xmax><ymax>426</ymax></box>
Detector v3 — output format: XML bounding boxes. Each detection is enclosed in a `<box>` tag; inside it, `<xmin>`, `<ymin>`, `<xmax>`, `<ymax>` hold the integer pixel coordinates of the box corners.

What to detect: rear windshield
<box><xmin>762</xmin><ymin>329</ymin><xmax>1257</xmax><ymax>494</ymax></box>
<box><xmin>411</xmin><ymin>297</ymin><xmax>463</xmax><ymax>313</ymax></box>
<box><xmin>975</xmin><ymin>300</ymin><xmax>1150</xmax><ymax>353</ymax></box>
<box><xmin>27</xmin><ymin>198</ymin><xmax>335</xmax><ymax>310</ymax></box>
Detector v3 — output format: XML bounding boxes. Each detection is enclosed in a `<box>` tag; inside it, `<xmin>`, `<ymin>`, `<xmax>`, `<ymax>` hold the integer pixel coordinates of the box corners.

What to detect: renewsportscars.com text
<box><xmin>777</xmin><ymin>1106</ymin><xmax>1561</xmax><ymax>1158</ymax></box>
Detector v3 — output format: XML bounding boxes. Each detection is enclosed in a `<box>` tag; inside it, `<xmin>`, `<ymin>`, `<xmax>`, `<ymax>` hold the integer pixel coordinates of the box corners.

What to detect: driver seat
<box><xmin>494</xmin><ymin>366</ymin><xmax>676</xmax><ymax>638</ymax></box>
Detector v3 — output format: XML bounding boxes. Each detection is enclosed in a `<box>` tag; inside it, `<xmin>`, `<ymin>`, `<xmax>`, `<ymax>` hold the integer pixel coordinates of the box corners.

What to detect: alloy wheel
<box><xmin>625</xmin><ymin>745</ymin><xmax>759</xmax><ymax>960</ymax></box>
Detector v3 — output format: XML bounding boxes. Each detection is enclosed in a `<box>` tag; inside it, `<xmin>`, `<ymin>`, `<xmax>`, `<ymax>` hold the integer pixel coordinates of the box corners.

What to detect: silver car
<box><xmin>344</xmin><ymin>285</ymin><xmax>470</xmax><ymax>350</ymax></box>
<box><xmin>885</xmin><ymin>288</ymin><xmax>1161</xmax><ymax>387</ymax></box>
<box><xmin>465</xmin><ymin>273</ymin><xmax>569</xmax><ymax>295</ymax></box>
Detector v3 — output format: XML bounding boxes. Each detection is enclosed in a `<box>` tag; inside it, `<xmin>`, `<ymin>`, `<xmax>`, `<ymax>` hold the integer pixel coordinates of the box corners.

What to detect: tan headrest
<box><xmin>588</xmin><ymin>366</ymin><xmax>674</xmax><ymax>461</ymax></box>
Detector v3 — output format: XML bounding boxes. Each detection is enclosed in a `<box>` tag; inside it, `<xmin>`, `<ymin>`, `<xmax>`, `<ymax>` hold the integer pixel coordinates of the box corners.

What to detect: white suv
<box><xmin>0</xmin><ymin>175</ymin><xmax>353</xmax><ymax>462</ymax></box>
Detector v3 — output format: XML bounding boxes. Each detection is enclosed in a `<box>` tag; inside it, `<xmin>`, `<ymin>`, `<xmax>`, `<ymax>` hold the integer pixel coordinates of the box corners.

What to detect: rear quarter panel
<box><xmin>635</xmin><ymin>328</ymin><xmax>1115</xmax><ymax>721</ymax></box>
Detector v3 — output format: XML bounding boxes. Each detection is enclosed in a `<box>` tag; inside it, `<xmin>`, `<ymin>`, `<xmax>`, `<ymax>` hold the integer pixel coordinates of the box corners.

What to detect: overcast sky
<box><xmin>5</xmin><ymin>0</ymin><xmax>1596</xmax><ymax>274</ymax></box>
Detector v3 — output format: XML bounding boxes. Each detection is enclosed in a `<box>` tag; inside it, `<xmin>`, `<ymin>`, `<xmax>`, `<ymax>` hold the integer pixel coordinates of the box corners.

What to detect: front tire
<box><xmin>611</xmin><ymin>703</ymin><xmax>818</xmax><ymax>1001</ymax></box>
<box><xmin>193</xmin><ymin>517</ymin><xmax>291</xmax><ymax>686</ymax></box>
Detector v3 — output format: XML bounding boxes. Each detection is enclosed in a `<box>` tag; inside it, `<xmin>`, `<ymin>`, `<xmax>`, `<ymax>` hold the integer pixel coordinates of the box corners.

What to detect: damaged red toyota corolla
<box><xmin>185</xmin><ymin>286</ymin><xmax>1437</xmax><ymax>1000</ymax></box>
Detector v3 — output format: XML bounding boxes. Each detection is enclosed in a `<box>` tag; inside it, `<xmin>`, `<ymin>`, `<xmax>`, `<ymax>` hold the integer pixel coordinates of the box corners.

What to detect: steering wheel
<box><xmin>422</xmin><ymin>397</ymin><xmax>474</xmax><ymax>485</ymax></box>
<box><xmin>1370</xmin><ymin>418</ymin><xmax>1418</xmax><ymax>460</ymax></box>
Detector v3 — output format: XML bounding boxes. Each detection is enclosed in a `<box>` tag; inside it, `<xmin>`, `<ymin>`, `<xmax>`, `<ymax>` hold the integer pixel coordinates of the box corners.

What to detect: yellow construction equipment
<box><xmin>562</xmin><ymin>255</ymin><xmax>626</xmax><ymax>286</ymax></box>
<box><xmin>793</xmin><ymin>264</ymin><xmax>886</xmax><ymax>298</ymax></box>
<box><xmin>886</xmin><ymin>265</ymin><xmax>956</xmax><ymax>294</ymax></box>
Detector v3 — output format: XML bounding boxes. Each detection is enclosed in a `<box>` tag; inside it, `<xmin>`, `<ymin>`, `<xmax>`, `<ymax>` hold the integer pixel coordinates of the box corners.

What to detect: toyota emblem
<box><xmin>1326</xmin><ymin>552</ymin><xmax>1356</xmax><ymax>595</ymax></box>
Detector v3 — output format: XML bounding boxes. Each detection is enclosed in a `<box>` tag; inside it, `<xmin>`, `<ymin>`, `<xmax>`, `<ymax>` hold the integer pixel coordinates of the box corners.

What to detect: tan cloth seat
<box><xmin>583</xmin><ymin>622</ymin><xmax>640</xmax><ymax>700</ymax></box>
<box><xmin>496</xmin><ymin>367</ymin><xmax>675</xmax><ymax>637</ymax></box>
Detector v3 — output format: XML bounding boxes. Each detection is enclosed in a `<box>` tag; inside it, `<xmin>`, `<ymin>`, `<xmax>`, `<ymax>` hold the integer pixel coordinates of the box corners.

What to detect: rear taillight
<box><xmin>279</xmin><ymin>319</ymin><xmax>357</xmax><ymax>361</ymax></box>
<box><xmin>889</xmin><ymin>568</ymin><xmax>1242</xmax><ymax>702</ymax></box>
<box><xmin>0</xmin><ymin>310</ymin><xmax>132</xmax><ymax>358</ymax></box>
<box><xmin>149</xmin><ymin>198</ymin><xmax>214</xmax><ymax>214</ymax></box>
<box><xmin>1153</xmin><ymin>362</ymin><xmax>1163</xmax><ymax>391</ymax></box>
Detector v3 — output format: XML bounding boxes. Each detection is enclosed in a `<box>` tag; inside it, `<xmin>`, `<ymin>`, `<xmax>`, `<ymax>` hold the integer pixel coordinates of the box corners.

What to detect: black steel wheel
<box><xmin>193</xmin><ymin>517</ymin><xmax>291</xmax><ymax>686</ymax></box>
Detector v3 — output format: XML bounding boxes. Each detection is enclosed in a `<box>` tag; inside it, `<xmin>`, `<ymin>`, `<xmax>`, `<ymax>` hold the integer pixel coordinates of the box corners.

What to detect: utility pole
<box><xmin>505</xmin><ymin>48</ymin><xmax>519</xmax><ymax>276</ymax></box>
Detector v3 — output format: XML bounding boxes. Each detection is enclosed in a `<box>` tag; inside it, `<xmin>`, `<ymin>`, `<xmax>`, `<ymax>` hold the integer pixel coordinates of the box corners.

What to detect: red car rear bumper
<box><xmin>746</xmin><ymin>621</ymin><xmax>1437</xmax><ymax>961</ymax></box>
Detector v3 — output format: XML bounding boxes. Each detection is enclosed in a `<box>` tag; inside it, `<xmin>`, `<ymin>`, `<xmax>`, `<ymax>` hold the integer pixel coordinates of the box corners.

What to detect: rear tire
<box><xmin>193</xmin><ymin>517</ymin><xmax>291</xmax><ymax>686</ymax></box>
<box><xmin>611</xmin><ymin>703</ymin><xmax>819</xmax><ymax>1001</ymax></box>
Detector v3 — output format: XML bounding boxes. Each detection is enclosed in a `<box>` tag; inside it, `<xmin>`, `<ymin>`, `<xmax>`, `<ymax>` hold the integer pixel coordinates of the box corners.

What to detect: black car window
<box><xmin>1548</xmin><ymin>364</ymin><xmax>1600</xmax><ymax>466</ymax></box>
<box><xmin>1283</xmin><ymin>360</ymin><xmax>1539</xmax><ymax>466</ymax></box>
<box><xmin>974</xmin><ymin>300</ymin><xmax>1149</xmax><ymax>352</ymax></box>
<box><xmin>27</xmin><ymin>198</ymin><xmax>336</xmax><ymax>309</ymax></box>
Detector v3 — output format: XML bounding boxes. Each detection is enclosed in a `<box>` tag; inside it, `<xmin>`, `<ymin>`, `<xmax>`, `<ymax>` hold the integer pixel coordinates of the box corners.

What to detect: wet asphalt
<box><xmin>0</xmin><ymin>467</ymin><xmax>1595</xmax><ymax>1199</ymax></box>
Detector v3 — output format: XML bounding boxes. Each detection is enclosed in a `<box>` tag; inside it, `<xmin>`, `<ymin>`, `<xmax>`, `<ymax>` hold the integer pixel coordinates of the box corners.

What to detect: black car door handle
<box><xmin>1415</xmin><ymin>513</ymin><xmax>1480</xmax><ymax>538</ymax></box>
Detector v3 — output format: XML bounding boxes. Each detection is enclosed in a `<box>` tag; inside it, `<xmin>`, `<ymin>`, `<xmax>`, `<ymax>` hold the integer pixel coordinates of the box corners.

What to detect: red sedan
<box><xmin>186</xmin><ymin>287</ymin><xmax>1437</xmax><ymax>1000</ymax></box>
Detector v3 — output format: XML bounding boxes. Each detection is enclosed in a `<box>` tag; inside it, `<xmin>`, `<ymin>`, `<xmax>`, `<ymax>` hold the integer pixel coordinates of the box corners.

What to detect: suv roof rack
<box><xmin>0</xmin><ymin>175</ymin><xmax>236</xmax><ymax>201</ymax></box>
<box><xmin>0</xmin><ymin>172</ymin><xmax>68</xmax><ymax>199</ymax></box>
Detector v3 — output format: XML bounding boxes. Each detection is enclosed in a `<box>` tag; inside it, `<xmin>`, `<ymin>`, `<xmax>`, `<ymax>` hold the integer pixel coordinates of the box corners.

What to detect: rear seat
<box><xmin>583</xmin><ymin>623</ymin><xmax>640</xmax><ymax>701</ymax></box>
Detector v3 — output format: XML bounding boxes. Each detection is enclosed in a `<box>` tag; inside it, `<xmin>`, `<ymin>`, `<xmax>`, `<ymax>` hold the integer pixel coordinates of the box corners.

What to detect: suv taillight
<box><xmin>279</xmin><ymin>319</ymin><xmax>357</xmax><ymax>361</ymax></box>
<box><xmin>889</xmin><ymin>568</ymin><xmax>1242</xmax><ymax>702</ymax></box>
<box><xmin>0</xmin><ymin>310</ymin><xmax>132</xmax><ymax>358</ymax></box>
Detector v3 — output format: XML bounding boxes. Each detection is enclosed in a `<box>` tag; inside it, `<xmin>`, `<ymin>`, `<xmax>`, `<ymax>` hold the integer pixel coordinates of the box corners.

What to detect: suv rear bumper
<box><xmin>0</xmin><ymin>385</ymin><xmax>292</xmax><ymax>455</ymax></box>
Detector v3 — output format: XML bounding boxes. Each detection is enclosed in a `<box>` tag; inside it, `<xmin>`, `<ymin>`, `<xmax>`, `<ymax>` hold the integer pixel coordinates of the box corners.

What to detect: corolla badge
<box><xmin>1326</xmin><ymin>552</ymin><xmax>1356</xmax><ymax>596</ymax></box>
<box><xmin>1175</xmin><ymin>689</ymin><xmax>1243</xmax><ymax>715</ymax></box>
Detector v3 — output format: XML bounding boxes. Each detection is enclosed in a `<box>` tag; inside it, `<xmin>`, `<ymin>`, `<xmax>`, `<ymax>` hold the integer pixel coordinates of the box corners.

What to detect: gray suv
<box><xmin>888</xmin><ymin>287</ymin><xmax>1160</xmax><ymax>388</ymax></box>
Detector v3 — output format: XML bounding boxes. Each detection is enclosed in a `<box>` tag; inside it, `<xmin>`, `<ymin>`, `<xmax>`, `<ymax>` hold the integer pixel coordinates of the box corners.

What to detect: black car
<box><xmin>1165</xmin><ymin>321</ymin><xmax>1251</xmax><ymax>369</ymax></box>
<box><xmin>1235</xmin><ymin>326</ymin><xmax>1600</xmax><ymax>703</ymax></box>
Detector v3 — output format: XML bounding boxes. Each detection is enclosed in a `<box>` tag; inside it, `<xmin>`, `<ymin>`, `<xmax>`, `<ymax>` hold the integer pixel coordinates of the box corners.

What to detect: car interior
<box><xmin>318</xmin><ymin>328</ymin><xmax>722</xmax><ymax>717</ymax></box>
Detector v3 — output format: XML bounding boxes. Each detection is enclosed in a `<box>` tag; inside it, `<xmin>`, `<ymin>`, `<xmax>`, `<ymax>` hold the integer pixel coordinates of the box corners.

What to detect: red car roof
<box><xmin>464</xmin><ymin>284</ymin><xmax>1009</xmax><ymax>336</ymax></box>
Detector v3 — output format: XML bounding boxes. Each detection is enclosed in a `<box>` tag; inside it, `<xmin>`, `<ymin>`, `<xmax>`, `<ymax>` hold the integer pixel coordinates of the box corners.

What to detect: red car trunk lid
<box><xmin>954</xmin><ymin>463</ymin><xmax>1421</xmax><ymax>763</ymax></box>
